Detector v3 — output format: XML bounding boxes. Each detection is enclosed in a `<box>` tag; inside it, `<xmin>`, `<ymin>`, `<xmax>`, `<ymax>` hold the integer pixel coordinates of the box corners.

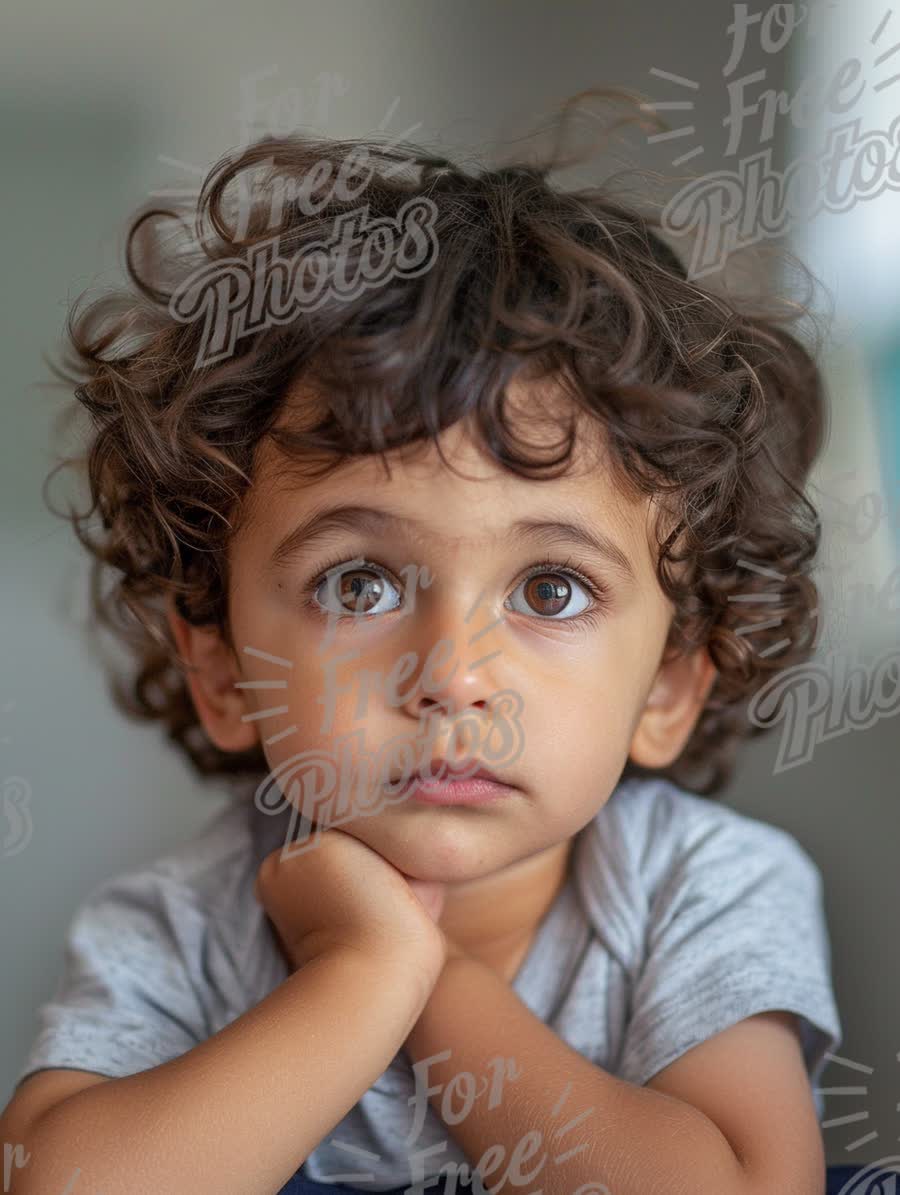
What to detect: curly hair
<box><xmin>45</xmin><ymin>87</ymin><xmax>829</xmax><ymax>800</ymax></box>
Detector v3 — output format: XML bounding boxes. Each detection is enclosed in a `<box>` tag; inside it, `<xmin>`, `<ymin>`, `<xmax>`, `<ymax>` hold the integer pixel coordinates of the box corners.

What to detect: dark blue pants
<box><xmin>278</xmin><ymin>1177</ymin><xmax>460</xmax><ymax>1195</ymax></box>
<box><xmin>279</xmin><ymin>1164</ymin><xmax>892</xmax><ymax>1195</ymax></box>
<box><xmin>824</xmin><ymin>1162</ymin><xmax>900</xmax><ymax>1193</ymax></box>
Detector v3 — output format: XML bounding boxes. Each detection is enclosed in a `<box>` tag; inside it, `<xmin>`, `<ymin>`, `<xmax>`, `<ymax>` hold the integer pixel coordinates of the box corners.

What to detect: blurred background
<box><xmin>1</xmin><ymin>0</ymin><xmax>898</xmax><ymax>1172</ymax></box>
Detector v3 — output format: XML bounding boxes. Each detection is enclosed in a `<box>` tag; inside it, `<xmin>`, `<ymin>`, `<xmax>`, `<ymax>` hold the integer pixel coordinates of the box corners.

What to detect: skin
<box><xmin>167</xmin><ymin>371</ymin><xmax>717</xmax><ymax>978</ymax></box>
<box><xmin>0</xmin><ymin>371</ymin><xmax>824</xmax><ymax>1195</ymax></box>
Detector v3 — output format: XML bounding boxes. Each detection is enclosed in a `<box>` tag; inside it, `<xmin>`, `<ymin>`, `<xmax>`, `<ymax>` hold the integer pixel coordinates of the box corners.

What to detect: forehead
<box><xmin>242</xmin><ymin>371</ymin><xmax>662</xmax><ymax>567</ymax></box>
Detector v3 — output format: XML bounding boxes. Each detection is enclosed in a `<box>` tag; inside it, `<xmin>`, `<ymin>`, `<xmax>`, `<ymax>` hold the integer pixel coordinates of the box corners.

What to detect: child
<box><xmin>1</xmin><ymin>90</ymin><xmax>842</xmax><ymax>1195</ymax></box>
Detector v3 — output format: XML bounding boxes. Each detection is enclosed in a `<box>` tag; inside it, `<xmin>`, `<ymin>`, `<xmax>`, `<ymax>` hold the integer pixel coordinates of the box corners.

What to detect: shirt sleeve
<box><xmin>15</xmin><ymin>867</ymin><xmax>212</xmax><ymax>1088</ymax></box>
<box><xmin>618</xmin><ymin>808</ymin><xmax>843</xmax><ymax>1106</ymax></box>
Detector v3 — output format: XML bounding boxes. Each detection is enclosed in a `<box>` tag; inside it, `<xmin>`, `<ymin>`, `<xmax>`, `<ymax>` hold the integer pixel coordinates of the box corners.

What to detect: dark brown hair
<box><xmin>45</xmin><ymin>88</ymin><xmax>828</xmax><ymax>799</ymax></box>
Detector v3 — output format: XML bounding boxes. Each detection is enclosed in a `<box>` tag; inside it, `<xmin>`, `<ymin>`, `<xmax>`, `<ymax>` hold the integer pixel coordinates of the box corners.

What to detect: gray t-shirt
<box><xmin>15</xmin><ymin>775</ymin><xmax>842</xmax><ymax>1190</ymax></box>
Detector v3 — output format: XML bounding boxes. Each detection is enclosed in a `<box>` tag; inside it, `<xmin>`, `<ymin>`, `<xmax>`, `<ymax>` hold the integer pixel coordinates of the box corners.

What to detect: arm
<box><xmin>404</xmin><ymin>956</ymin><xmax>822</xmax><ymax>1195</ymax></box>
<box><xmin>5</xmin><ymin>946</ymin><xmax>432</xmax><ymax>1195</ymax></box>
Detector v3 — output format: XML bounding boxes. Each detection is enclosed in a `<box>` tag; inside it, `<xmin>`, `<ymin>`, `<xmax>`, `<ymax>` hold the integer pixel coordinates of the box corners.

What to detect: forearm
<box><xmin>404</xmin><ymin>957</ymin><xmax>752</xmax><ymax>1195</ymax></box>
<box><xmin>20</xmin><ymin>946</ymin><xmax>430</xmax><ymax>1195</ymax></box>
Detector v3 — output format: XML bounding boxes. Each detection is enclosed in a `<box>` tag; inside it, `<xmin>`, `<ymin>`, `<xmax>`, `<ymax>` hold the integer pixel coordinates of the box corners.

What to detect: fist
<box><xmin>253</xmin><ymin>825</ymin><xmax>447</xmax><ymax>983</ymax></box>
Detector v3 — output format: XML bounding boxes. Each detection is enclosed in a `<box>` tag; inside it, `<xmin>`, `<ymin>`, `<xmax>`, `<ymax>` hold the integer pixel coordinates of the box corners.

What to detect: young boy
<box><xmin>1</xmin><ymin>100</ymin><xmax>841</xmax><ymax>1195</ymax></box>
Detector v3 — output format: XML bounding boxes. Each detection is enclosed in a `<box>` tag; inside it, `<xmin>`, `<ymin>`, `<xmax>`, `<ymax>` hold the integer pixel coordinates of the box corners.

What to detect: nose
<box><xmin>402</xmin><ymin>643</ymin><xmax>496</xmax><ymax>721</ymax></box>
<box><xmin>405</xmin><ymin>680</ymin><xmax>495</xmax><ymax>772</ymax></box>
<box><xmin>386</xmin><ymin>593</ymin><xmax>525</xmax><ymax>780</ymax></box>
<box><xmin>414</xmin><ymin>690</ymin><xmax>490</xmax><ymax>720</ymax></box>
<box><xmin>397</xmin><ymin>595</ymin><xmax>504</xmax><ymax>737</ymax></box>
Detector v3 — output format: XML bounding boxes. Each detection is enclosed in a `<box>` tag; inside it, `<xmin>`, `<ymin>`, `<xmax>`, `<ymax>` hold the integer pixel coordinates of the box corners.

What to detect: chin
<box><xmin>385</xmin><ymin>835</ymin><xmax>482</xmax><ymax>883</ymax></box>
<box><xmin>342</xmin><ymin>809</ymin><xmax>499</xmax><ymax>879</ymax></box>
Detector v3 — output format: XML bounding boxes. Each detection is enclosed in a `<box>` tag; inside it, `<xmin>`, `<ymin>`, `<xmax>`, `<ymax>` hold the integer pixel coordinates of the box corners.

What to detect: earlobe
<box><xmin>628</xmin><ymin>646</ymin><xmax>718</xmax><ymax>770</ymax></box>
<box><xmin>165</xmin><ymin>593</ymin><xmax>259</xmax><ymax>754</ymax></box>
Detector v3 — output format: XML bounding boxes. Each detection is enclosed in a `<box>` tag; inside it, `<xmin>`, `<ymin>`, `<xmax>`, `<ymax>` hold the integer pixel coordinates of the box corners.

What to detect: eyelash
<box><xmin>298</xmin><ymin>553</ymin><xmax>612</xmax><ymax>629</ymax></box>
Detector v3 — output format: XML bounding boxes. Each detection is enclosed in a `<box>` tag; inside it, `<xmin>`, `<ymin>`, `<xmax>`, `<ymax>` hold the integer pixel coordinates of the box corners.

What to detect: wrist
<box><xmin>314</xmin><ymin>935</ymin><xmax>445</xmax><ymax>1004</ymax></box>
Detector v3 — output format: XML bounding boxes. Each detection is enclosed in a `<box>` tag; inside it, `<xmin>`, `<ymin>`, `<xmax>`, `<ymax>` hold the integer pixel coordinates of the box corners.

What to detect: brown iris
<box><xmin>523</xmin><ymin>573</ymin><xmax>571</xmax><ymax>616</ymax></box>
<box><xmin>334</xmin><ymin>569</ymin><xmax>385</xmax><ymax>614</ymax></box>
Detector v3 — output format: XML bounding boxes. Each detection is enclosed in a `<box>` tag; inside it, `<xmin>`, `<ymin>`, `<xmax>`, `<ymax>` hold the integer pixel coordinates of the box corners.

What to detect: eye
<box><xmin>307</xmin><ymin>557</ymin><xmax>403</xmax><ymax>618</ymax></box>
<box><xmin>301</xmin><ymin>553</ymin><xmax>611</xmax><ymax>626</ymax></box>
<box><xmin>506</xmin><ymin>566</ymin><xmax>590</xmax><ymax>621</ymax></box>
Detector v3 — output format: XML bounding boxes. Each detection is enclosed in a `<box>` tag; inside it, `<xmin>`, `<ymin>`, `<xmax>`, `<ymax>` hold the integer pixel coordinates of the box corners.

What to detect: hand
<box><xmin>254</xmin><ymin>825</ymin><xmax>446</xmax><ymax>985</ymax></box>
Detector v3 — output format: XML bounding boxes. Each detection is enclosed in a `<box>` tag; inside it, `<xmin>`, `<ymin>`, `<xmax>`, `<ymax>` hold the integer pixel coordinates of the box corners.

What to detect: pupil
<box><xmin>340</xmin><ymin>572</ymin><xmax>383</xmax><ymax>613</ymax></box>
<box><xmin>526</xmin><ymin>573</ymin><xmax>569</xmax><ymax>615</ymax></box>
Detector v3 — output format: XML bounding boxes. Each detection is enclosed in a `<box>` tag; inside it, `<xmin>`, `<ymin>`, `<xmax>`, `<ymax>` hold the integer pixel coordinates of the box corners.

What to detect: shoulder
<box><xmin>589</xmin><ymin>778</ymin><xmax>843</xmax><ymax>1096</ymax></box>
<box><xmin>14</xmin><ymin>796</ymin><xmax>274</xmax><ymax>1087</ymax></box>
<box><xmin>59</xmin><ymin>794</ymin><xmax>269</xmax><ymax>992</ymax></box>
<box><xmin>85</xmin><ymin>795</ymin><xmax>258</xmax><ymax>920</ymax></box>
<box><xmin>586</xmin><ymin>773</ymin><xmax>820</xmax><ymax>888</ymax></box>
<box><xmin>571</xmin><ymin>775</ymin><xmax>825</xmax><ymax>968</ymax></box>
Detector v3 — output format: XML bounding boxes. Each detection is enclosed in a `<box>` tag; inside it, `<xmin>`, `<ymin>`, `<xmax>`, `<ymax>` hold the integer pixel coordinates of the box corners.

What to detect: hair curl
<box><xmin>45</xmin><ymin>87</ymin><xmax>829</xmax><ymax>799</ymax></box>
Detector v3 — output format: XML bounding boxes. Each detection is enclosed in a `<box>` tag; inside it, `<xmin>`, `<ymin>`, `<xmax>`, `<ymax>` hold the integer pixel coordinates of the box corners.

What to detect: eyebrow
<box><xmin>268</xmin><ymin>503</ymin><xmax>637</xmax><ymax>583</ymax></box>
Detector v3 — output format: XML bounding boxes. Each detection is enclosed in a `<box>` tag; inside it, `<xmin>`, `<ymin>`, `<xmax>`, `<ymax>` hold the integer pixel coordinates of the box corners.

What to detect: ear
<box><xmin>628</xmin><ymin>644</ymin><xmax>718</xmax><ymax>770</ymax></box>
<box><xmin>165</xmin><ymin>593</ymin><xmax>259</xmax><ymax>754</ymax></box>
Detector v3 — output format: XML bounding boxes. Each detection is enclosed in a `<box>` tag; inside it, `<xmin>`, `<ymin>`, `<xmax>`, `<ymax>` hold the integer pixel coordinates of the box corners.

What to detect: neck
<box><xmin>437</xmin><ymin>837</ymin><xmax>575</xmax><ymax>962</ymax></box>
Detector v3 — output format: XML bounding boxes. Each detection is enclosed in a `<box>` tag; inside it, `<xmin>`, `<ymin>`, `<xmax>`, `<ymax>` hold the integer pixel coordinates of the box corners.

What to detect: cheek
<box><xmin>251</xmin><ymin>664</ymin><xmax>390</xmax><ymax>794</ymax></box>
<box><xmin>520</xmin><ymin>647</ymin><xmax>648</xmax><ymax>790</ymax></box>
<box><xmin>229</xmin><ymin>580</ymin><xmax>367</xmax><ymax>712</ymax></box>
<box><xmin>535</xmin><ymin>690</ymin><xmax>635</xmax><ymax>773</ymax></box>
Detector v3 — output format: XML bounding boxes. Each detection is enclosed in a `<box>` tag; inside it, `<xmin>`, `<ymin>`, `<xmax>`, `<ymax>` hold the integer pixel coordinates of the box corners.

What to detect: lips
<box><xmin>391</xmin><ymin>757</ymin><xmax>509</xmax><ymax>786</ymax></box>
<box><xmin>391</xmin><ymin>758</ymin><xmax>517</xmax><ymax>807</ymax></box>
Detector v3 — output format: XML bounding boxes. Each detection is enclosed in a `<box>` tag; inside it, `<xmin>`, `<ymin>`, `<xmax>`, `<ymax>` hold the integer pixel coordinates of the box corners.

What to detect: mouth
<box><xmin>387</xmin><ymin>757</ymin><xmax>517</xmax><ymax>807</ymax></box>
